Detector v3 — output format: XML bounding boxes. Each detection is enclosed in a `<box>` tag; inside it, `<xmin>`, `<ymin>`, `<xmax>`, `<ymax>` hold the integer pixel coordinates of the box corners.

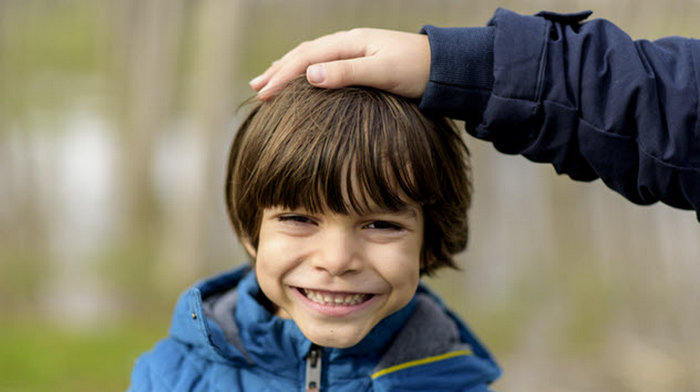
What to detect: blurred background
<box><xmin>1</xmin><ymin>0</ymin><xmax>699</xmax><ymax>391</ymax></box>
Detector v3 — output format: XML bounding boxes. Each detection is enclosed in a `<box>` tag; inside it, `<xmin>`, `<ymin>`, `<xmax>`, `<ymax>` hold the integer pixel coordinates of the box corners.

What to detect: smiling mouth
<box><xmin>298</xmin><ymin>288</ymin><xmax>373</xmax><ymax>306</ymax></box>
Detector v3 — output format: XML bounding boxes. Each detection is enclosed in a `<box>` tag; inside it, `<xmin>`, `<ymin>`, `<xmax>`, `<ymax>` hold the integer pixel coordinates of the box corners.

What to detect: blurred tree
<box><xmin>154</xmin><ymin>0</ymin><xmax>245</xmax><ymax>291</ymax></box>
<box><xmin>106</xmin><ymin>0</ymin><xmax>185</xmax><ymax>270</ymax></box>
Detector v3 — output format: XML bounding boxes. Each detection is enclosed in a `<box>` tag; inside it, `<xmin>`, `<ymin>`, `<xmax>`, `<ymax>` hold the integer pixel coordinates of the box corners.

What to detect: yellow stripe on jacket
<box><xmin>370</xmin><ymin>349</ymin><xmax>473</xmax><ymax>380</ymax></box>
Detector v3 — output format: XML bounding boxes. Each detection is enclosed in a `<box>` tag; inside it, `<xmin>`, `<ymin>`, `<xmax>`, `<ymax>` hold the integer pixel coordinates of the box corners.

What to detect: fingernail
<box><xmin>307</xmin><ymin>65</ymin><xmax>326</xmax><ymax>84</ymax></box>
<box><xmin>257</xmin><ymin>84</ymin><xmax>270</xmax><ymax>96</ymax></box>
<box><xmin>249</xmin><ymin>75</ymin><xmax>264</xmax><ymax>87</ymax></box>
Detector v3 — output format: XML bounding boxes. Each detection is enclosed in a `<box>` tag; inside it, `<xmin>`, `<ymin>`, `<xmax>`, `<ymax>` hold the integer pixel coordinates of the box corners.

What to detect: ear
<box><xmin>242</xmin><ymin>237</ymin><xmax>257</xmax><ymax>258</ymax></box>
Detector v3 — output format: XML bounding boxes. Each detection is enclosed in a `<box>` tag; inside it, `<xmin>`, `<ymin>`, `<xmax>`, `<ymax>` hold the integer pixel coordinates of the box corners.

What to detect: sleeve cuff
<box><xmin>418</xmin><ymin>26</ymin><xmax>495</xmax><ymax>122</ymax></box>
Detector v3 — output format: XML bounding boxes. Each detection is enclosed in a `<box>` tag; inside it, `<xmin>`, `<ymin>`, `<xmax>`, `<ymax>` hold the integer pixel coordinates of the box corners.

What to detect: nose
<box><xmin>312</xmin><ymin>227</ymin><xmax>361</xmax><ymax>277</ymax></box>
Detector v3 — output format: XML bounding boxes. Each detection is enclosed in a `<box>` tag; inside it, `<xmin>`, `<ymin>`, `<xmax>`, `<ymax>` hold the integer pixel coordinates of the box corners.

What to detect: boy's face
<box><xmin>246</xmin><ymin>203</ymin><xmax>423</xmax><ymax>348</ymax></box>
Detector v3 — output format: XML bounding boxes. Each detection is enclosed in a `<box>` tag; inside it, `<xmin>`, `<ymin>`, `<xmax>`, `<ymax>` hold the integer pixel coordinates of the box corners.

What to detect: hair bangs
<box><xmin>253</xmin><ymin>98</ymin><xmax>424</xmax><ymax>216</ymax></box>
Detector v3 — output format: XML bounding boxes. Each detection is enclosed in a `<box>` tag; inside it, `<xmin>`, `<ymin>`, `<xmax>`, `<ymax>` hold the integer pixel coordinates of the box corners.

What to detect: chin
<box><xmin>304</xmin><ymin>327</ymin><xmax>368</xmax><ymax>349</ymax></box>
<box><xmin>309</xmin><ymin>336</ymin><xmax>359</xmax><ymax>349</ymax></box>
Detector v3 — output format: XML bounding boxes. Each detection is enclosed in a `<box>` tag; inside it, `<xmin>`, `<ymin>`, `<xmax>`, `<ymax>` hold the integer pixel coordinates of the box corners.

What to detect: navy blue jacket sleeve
<box><xmin>420</xmin><ymin>8</ymin><xmax>700</xmax><ymax>220</ymax></box>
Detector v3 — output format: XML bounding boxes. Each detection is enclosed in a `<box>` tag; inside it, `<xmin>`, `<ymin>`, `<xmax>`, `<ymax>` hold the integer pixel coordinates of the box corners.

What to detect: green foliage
<box><xmin>0</xmin><ymin>319</ymin><xmax>167</xmax><ymax>392</ymax></box>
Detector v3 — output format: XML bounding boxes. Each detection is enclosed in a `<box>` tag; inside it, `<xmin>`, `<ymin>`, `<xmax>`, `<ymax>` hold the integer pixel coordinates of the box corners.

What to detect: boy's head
<box><xmin>225</xmin><ymin>78</ymin><xmax>472</xmax><ymax>347</ymax></box>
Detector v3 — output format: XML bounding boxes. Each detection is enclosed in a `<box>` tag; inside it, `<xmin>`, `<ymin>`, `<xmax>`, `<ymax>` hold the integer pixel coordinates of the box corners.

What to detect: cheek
<box><xmin>371</xmin><ymin>241</ymin><xmax>421</xmax><ymax>289</ymax></box>
<box><xmin>255</xmin><ymin>238</ymin><xmax>283</xmax><ymax>267</ymax></box>
<box><xmin>254</xmin><ymin>235</ymin><xmax>295</xmax><ymax>299</ymax></box>
<box><xmin>255</xmin><ymin>232</ymin><xmax>305</xmax><ymax>275</ymax></box>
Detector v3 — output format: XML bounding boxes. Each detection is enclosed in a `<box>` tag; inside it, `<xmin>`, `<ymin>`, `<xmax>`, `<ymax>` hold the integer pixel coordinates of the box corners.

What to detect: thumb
<box><xmin>306</xmin><ymin>57</ymin><xmax>386</xmax><ymax>90</ymax></box>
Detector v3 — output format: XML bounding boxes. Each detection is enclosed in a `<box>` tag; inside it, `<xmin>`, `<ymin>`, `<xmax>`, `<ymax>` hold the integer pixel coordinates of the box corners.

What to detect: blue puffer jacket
<box><xmin>128</xmin><ymin>266</ymin><xmax>501</xmax><ymax>391</ymax></box>
<box><xmin>420</xmin><ymin>9</ymin><xmax>700</xmax><ymax>219</ymax></box>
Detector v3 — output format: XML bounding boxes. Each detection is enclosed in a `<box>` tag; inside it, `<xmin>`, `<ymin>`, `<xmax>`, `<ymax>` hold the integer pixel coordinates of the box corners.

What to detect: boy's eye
<box><xmin>365</xmin><ymin>220</ymin><xmax>402</xmax><ymax>231</ymax></box>
<box><xmin>278</xmin><ymin>214</ymin><xmax>316</xmax><ymax>225</ymax></box>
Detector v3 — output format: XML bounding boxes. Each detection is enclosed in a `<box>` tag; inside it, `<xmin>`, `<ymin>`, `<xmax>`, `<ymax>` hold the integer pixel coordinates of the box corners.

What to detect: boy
<box><xmin>129</xmin><ymin>78</ymin><xmax>500</xmax><ymax>391</ymax></box>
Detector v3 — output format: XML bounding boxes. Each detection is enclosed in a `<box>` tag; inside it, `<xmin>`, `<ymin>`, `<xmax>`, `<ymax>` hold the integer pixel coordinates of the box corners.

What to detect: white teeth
<box><xmin>302</xmin><ymin>289</ymin><xmax>370</xmax><ymax>306</ymax></box>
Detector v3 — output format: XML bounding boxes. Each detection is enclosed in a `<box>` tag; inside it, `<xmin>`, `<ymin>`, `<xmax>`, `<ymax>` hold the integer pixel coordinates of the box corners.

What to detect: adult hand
<box><xmin>249</xmin><ymin>28</ymin><xmax>430</xmax><ymax>100</ymax></box>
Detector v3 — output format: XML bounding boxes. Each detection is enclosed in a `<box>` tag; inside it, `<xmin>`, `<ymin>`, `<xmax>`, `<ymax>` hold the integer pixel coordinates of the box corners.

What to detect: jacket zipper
<box><xmin>305</xmin><ymin>344</ymin><xmax>322</xmax><ymax>392</ymax></box>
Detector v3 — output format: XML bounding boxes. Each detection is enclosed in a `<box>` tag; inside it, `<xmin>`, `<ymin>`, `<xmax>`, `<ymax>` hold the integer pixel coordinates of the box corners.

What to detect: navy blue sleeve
<box><xmin>420</xmin><ymin>8</ymin><xmax>700</xmax><ymax>220</ymax></box>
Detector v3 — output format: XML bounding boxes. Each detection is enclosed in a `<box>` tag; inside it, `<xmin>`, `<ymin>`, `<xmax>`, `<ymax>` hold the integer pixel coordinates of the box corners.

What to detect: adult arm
<box><xmin>422</xmin><ymin>9</ymin><xmax>700</xmax><ymax>218</ymax></box>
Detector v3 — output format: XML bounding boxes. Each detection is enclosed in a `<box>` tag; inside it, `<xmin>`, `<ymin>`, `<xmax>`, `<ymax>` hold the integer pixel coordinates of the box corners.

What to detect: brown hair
<box><xmin>225</xmin><ymin>77</ymin><xmax>472</xmax><ymax>275</ymax></box>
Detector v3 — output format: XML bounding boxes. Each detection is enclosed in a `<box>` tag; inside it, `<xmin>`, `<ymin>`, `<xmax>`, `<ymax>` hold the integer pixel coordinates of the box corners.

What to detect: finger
<box><xmin>257</xmin><ymin>32</ymin><xmax>369</xmax><ymax>99</ymax></box>
<box><xmin>257</xmin><ymin>54</ymin><xmax>346</xmax><ymax>100</ymax></box>
<box><xmin>307</xmin><ymin>56</ymin><xmax>392</xmax><ymax>91</ymax></box>
<box><xmin>257</xmin><ymin>57</ymin><xmax>315</xmax><ymax>100</ymax></box>
<box><xmin>249</xmin><ymin>60</ymin><xmax>280</xmax><ymax>91</ymax></box>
